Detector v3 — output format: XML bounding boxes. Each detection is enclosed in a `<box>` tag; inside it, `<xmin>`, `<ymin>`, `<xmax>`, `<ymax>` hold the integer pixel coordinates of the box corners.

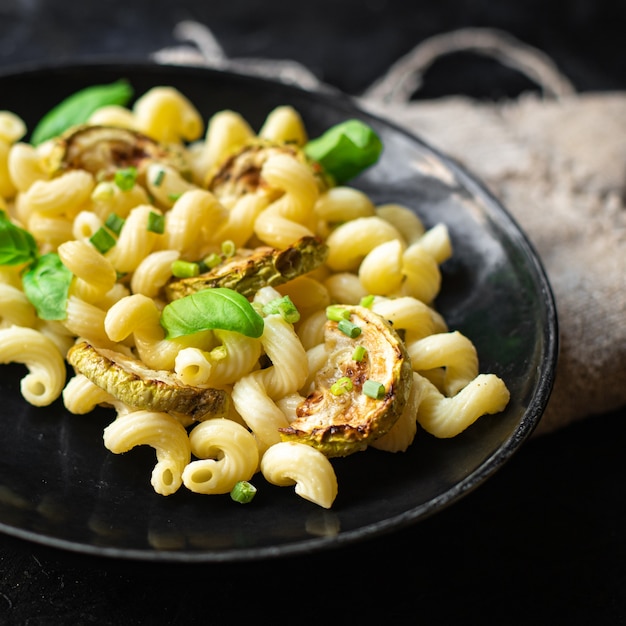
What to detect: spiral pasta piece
<box><xmin>325</xmin><ymin>216</ymin><xmax>403</xmax><ymax>271</ymax></box>
<box><xmin>0</xmin><ymin>326</ymin><xmax>66</xmax><ymax>406</ymax></box>
<box><xmin>161</xmin><ymin>189</ymin><xmax>228</xmax><ymax>258</ymax></box>
<box><xmin>103</xmin><ymin>409</ymin><xmax>191</xmax><ymax>495</ymax></box>
<box><xmin>0</xmin><ymin>284</ymin><xmax>37</xmax><ymax>328</ymax></box>
<box><xmin>253</xmin><ymin>153</ymin><xmax>318</xmax><ymax>248</ymax></box>
<box><xmin>416</xmin><ymin>373</ymin><xmax>510</xmax><ymax>438</ymax></box>
<box><xmin>260</xmin><ymin>441</ymin><xmax>338</xmax><ymax>509</ymax></box>
<box><xmin>258</xmin><ymin>105</ymin><xmax>308</xmax><ymax>145</ymax></box>
<box><xmin>182</xmin><ymin>418</ymin><xmax>259</xmax><ymax>494</ymax></box>
<box><xmin>132</xmin><ymin>86</ymin><xmax>204</xmax><ymax>144</ymax></box>
<box><xmin>406</xmin><ymin>331</ymin><xmax>479</xmax><ymax>396</ymax></box>
<box><xmin>63</xmin><ymin>373</ymin><xmax>117</xmax><ymax>414</ymax></box>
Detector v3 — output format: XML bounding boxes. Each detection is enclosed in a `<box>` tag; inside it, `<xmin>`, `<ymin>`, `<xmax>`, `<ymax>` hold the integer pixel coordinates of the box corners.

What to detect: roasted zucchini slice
<box><xmin>67</xmin><ymin>341</ymin><xmax>228</xmax><ymax>421</ymax></box>
<box><xmin>280</xmin><ymin>305</ymin><xmax>413</xmax><ymax>457</ymax></box>
<box><xmin>164</xmin><ymin>235</ymin><xmax>329</xmax><ymax>301</ymax></box>
<box><xmin>206</xmin><ymin>139</ymin><xmax>329</xmax><ymax>205</ymax></box>
<box><xmin>45</xmin><ymin>124</ymin><xmax>191</xmax><ymax>181</ymax></box>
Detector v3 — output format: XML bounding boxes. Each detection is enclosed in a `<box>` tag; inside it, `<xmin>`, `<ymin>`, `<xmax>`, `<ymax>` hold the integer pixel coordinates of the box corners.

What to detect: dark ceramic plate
<box><xmin>0</xmin><ymin>62</ymin><xmax>557</xmax><ymax>563</ymax></box>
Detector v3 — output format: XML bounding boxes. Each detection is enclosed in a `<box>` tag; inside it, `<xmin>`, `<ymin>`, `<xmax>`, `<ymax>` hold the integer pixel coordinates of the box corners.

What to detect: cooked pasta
<box><xmin>161</xmin><ymin>189</ymin><xmax>228</xmax><ymax>258</ymax></box>
<box><xmin>0</xmin><ymin>325</ymin><xmax>66</xmax><ymax>406</ymax></box>
<box><xmin>324</xmin><ymin>215</ymin><xmax>403</xmax><ymax>271</ymax></box>
<box><xmin>103</xmin><ymin>409</ymin><xmax>191</xmax><ymax>495</ymax></box>
<box><xmin>258</xmin><ymin>105</ymin><xmax>308</xmax><ymax>145</ymax></box>
<box><xmin>106</xmin><ymin>204</ymin><xmax>163</xmax><ymax>273</ymax></box>
<box><xmin>260</xmin><ymin>441</ymin><xmax>338</xmax><ymax>509</ymax></box>
<box><xmin>7</xmin><ymin>142</ymin><xmax>47</xmax><ymax>194</ymax></box>
<box><xmin>63</xmin><ymin>373</ymin><xmax>117</xmax><ymax>414</ymax></box>
<box><xmin>132</xmin><ymin>86</ymin><xmax>204</xmax><ymax>144</ymax></box>
<box><xmin>0</xmin><ymin>139</ymin><xmax>17</xmax><ymax>199</ymax></box>
<box><xmin>0</xmin><ymin>283</ymin><xmax>37</xmax><ymax>328</ymax></box>
<box><xmin>0</xmin><ymin>83</ymin><xmax>510</xmax><ymax>509</ymax></box>
<box><xmin>253</xmin><ymin>153</ymin><xmax>318</xmax><ymax>248</ymax></box>
<box><xmin>130</xmin><ymin>249</ymin><xmax>180</xmax><ymax>298</ymax></box>
<box><xmin>415</xmin><ymin>373</ymin><xmax>510</xmax><ymax>438</ymax></box>
<box><xmin>22</xmin><ymin>170</ymin><xmax>94</xmax><ymax>218</ymax></box>
<box><xmin>182</xmin><ymin>418</ymin><xmax>259</xmax><ymax>494</ymax></box>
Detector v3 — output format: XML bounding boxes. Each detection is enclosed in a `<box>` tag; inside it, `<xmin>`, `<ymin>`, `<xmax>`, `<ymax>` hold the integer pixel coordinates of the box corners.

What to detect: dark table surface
<box><xmin>0</xmin><ymin>1</ymin><xmax>625</xmax><ymax>624</ymax></box>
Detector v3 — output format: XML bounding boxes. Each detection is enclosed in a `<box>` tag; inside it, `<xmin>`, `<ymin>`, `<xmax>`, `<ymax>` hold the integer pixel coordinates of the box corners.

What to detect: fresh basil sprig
<box><xmin>0</xmin><ymin>210</ymin><xmax>38</xmax><ymax>265</ymax></box>
<box><xmin>30</xmin><ymin>79</ymin><xmax>134</xmax><ymax>145</ymax></box>
<box><xmin>0</xmin><ymin>211</ymin><xmax>72</xmax><ymax>319</ymax></box>
<box><xmin>160</xmin><ymin>287</ymin><xmax>265</xmax><ymax>339</ymax></box>
<box><xmin>22</xmin><ymin>253</ymin><xmax>73</xmax><ymax>321</ymax></box>
<box><xmin>304</xmin><ymin>119</ymin><xmax>383</xmax><ymax>185</ymax></box>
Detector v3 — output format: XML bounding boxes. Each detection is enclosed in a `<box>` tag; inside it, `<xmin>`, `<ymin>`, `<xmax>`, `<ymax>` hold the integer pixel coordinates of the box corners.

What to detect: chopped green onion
<box><xmin>230</xmin><ymin>480</ymin><xmax>257</xmax><ymax>504</ymax></box>
<box><xmin>114</xmin><ymin>166</ymin><xmax>137</xmax><ymax>191</ymax></box>
<box><xmin>104</xmin><ymin>213</ymin><xmax>125</xmax><ymax>235</ymax></box>
<box><xmin>221</xmin><ymin>240</ymin><xmax>236</xmax><ymax>257</ymax></box>
<box><xmin>147</xmin><ymin>211</ymin><xmax>165</xmax><ymax>234</ymax></box>
<box><xmin>359</xmin><ymin>294</ymin><xmax>375</xmax><ymax>308</ymax></box>
<box><xmin>168</xmin><ymin>192</ymin><xmax>182</xmax><ymax>203</ymax></box>
<box><xmin>89</xmin><ymin>227</ymin><xmax>116</xmax><ymax>254</ymax></box>
<box><xmin>203</xmin><ymin>252</ymin><xmax>222</xmax><ymax>269</ymax></box>
<box><xmin>326</xmin><ymin>305</ymin><xmax>350</xmax><ymax>322</ymax></box>
<box><xmin>363</xmin><ymin>379</ymin><xmax>386</xmax><ymax>399</ymax></box>
<box><xmin>330</xmin><ymin>376</ymin><xmax>353</xmax><ymax>396</ymax></box>
<box><xmin>91</xmin><ymin>181</ymin><xmax>115</xmax><ymax>201</ymax></box>
<box><xmin>337</xmin><ymin>318</ymin><xmax>361</xmax><ymax>338</ymax></box>
<box><xmin>352</xmin><ymin>345</ymin><xmax>367</xmax><ymax>361</ymax></box>
<box><xmin>263</xmin><ymin>295</ymin><xmax>300</xmax><ymax>324</ymax></box>
<box><xmin>171</xmin><ymin>259</ymin><xmax>200</xmax><ymax>278</ymax></box>
<box><xmin>151</xmin><ymin>168</ymin><xmax>165</xmax><ymax>187</ymax></box>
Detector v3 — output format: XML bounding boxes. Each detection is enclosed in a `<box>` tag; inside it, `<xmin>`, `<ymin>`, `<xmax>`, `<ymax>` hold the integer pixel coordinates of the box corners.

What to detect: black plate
<box><xmin>0</xmin><ymin>61</ymin><xmax>557</xmax><ymax>562</ymax></box>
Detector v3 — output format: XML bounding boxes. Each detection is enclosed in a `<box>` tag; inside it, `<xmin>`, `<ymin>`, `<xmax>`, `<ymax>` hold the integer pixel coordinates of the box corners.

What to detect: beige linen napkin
<box><xmin>154</xmin><ymin>24</ymin><xmax>626</xmax><ymax>435</ymax></box>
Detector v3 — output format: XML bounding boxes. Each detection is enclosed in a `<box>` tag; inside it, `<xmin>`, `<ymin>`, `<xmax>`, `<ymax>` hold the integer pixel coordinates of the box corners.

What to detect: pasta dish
<box><xmin>0</xmin><ymin>81</ymin><xmax>510</xmax><ymax>508</ymax></box>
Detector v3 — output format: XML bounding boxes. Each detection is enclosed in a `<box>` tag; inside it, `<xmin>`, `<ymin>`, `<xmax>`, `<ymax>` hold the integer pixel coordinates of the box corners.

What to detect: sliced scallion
<box><xmin>104</xmin><ymin>212</ymin><xmax>125</xmax><ymax>235</ymax></box>
<box><xmin>203</xmin><ymin>252</ymin><xmax>222</xmax><ymax>269</ymax></box>
<box><xmin>263</xmin><ymin>295</ymin><xmax>300</xmax><ymax>324</ymax></box>
<box><xmin>221</xmin><ymin>239</ymin><xmax>236</xmax><ymax>257</ymax></box>
<box><xmin>359</xmin><ymin>294</ymin><xmax>375</xmax><ymax>308</ymax></box>
<box><xmin>230</xmin><ymin>480</ymin><xmax>257</xmax><ymax>504</ymax></box>
<box><xmin>326</xmin><ymin>305</ymin><xmax>350</xmax><ymax>322</ymax></box>
<box><xmin>363</xmin><ymin>379</ymin><xmax>385</xmax><ymax>400</ymax></box>
<box><xmin>337</xmin><ymin>318</ymin><xmax>361</xmax><ymax>338</ymax></box>
<box><xmin>89</xmin><ymin>227</ymin><xmax>116</xmax><ymax>254</ymax></box>
<box><xmin>147</xmin><ymin>211</ymin><xmax>165</xmax><ymax>234</ymax></box>
<box><xmin>171</xmin><ymin>260</ymin><xmax>200</xmax><ymax>278</ymax></box>
<box><xmin>352</xmin><ymin>345</ymin><xmax>367</xmax><ymax>361</ymax></box>
<box><xmin>114</xmin><ymin>166</ymin><xmax>137</xmax><ymax>191</ymax></box>
<box><xmin>330</xmin><ymin>376</ymin><xmax>353</xmax><ymax>396</ymax></box>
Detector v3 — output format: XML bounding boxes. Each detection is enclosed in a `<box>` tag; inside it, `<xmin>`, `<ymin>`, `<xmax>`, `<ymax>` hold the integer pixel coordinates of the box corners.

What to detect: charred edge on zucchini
<box><xmin>279</xmin><ymin>305</ymin><xmax>413</xmax><ymax>457</ymax></box>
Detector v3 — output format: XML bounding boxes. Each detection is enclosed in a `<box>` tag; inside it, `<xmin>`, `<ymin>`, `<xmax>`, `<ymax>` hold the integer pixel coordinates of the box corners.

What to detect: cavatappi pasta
<box><xmin>0</xmin><ymin>85</ymin><xmax>510</xmax><ymax>509</ymax></box>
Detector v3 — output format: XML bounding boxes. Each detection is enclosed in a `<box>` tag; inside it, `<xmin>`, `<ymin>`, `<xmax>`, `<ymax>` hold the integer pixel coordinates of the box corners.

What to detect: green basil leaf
<box><xmin>0</xmin><ymin>210</ymin><xmax>38</xmax><ymax>265</ymax></box>
<box><xmin>160</xmin><ymin>287</ymin><xmax>265</xmax><ymax>339</ymax></box>
<box><xmin>304</xmin><ymin>119</ymin><xmax>383</xmax><ymax>185</ymax></box>
<box><xmin>30</xmin><ymin>79</ymin><xmax>134</xmax><ymax>145</ymax></box>
<box><xmin>22</xmin><ymin>253</ymin><xmax>72</xmax><ymax>320</ymax></box>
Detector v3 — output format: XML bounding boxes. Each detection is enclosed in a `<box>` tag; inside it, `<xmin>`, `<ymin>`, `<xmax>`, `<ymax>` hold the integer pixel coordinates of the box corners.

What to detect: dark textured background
<box><xmin>0</xmin><ymin>1</ymin><xmax>624</xmax><ymax>624</ymax></box>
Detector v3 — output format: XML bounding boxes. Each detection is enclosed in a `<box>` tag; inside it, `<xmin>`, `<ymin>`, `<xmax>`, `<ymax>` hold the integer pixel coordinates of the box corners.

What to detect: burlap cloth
<box><xmin>154</xmin><ymin>23</ymin><xmax>626</xmax><ymax>436</ymax></box>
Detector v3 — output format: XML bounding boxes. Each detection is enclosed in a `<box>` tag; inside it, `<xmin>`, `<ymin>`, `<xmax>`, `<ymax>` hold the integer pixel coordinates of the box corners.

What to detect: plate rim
<box><xmin>0</xmin><ymin>59</ymin><xmax>558</xmax><ymax>563</ymax></box>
